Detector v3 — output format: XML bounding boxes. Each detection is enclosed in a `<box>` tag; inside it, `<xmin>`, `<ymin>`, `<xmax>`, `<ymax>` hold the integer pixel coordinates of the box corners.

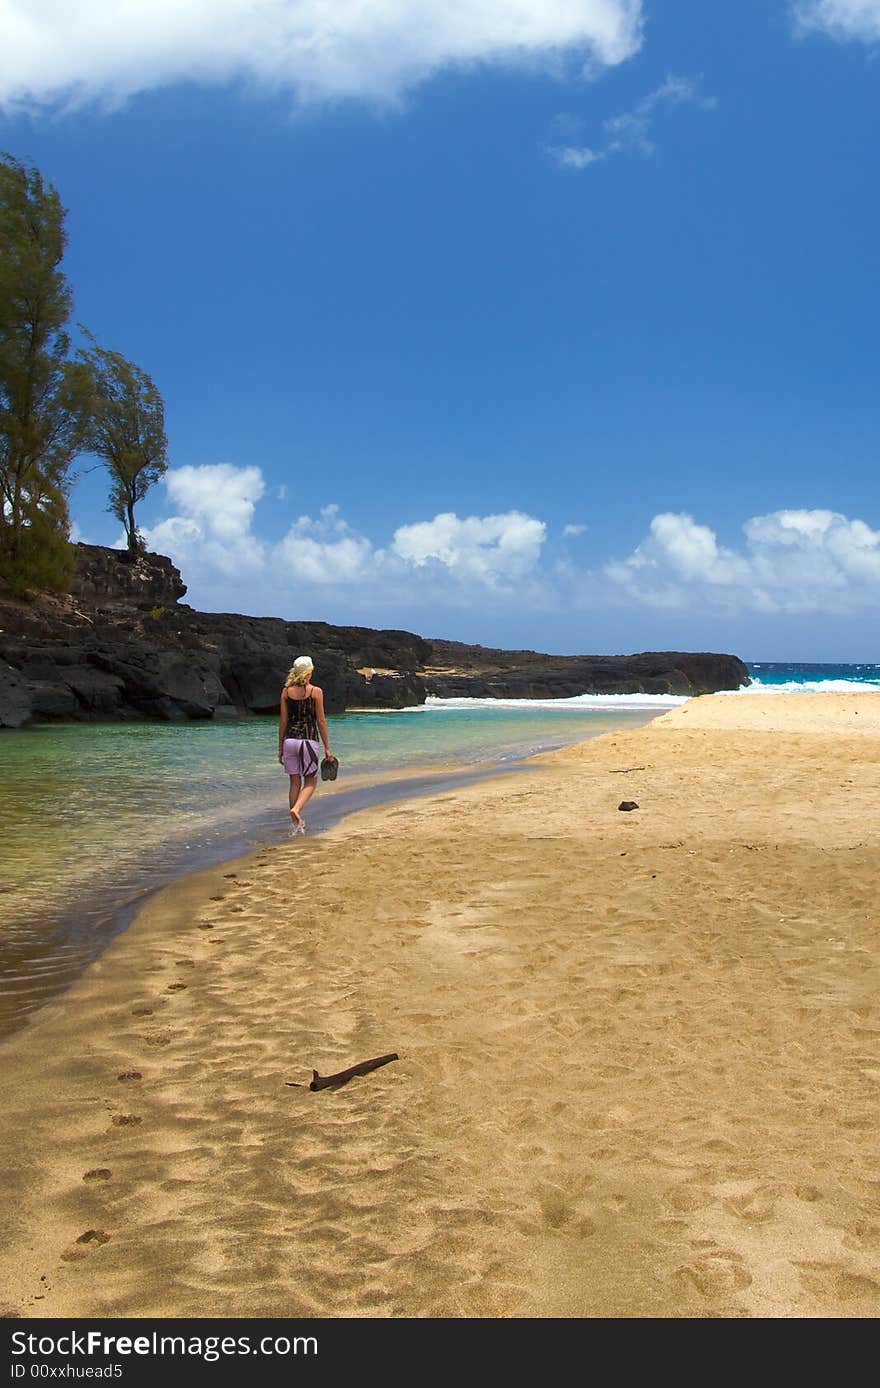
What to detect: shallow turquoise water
<box><xmin>0</xmin><ymin>700</ymin><xmax>664</xmax><ymax>1038</ymax></box>
<box><xmin>2</xmin><ymin>660</ymin><xmax>877</xmax><ymax>1039</ymax></box>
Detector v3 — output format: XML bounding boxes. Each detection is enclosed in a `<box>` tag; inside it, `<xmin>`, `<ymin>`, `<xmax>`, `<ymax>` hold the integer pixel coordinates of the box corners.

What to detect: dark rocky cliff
<box><xmin>422</xmin><ymin>639</ymin><xmax>749</xmax><ymax>699</ymax></box>
<box><xmin>0</xmin><ymin>544</ymin><xmax>750</xmax><ymax>728</ymax></box>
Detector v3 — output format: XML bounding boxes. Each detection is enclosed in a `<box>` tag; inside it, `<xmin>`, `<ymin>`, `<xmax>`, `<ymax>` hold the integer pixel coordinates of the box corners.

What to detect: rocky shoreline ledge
<box><xmin>0</xmin><ymin>544</ymin><xmax>750</xmax><ymax>728</ymax></box>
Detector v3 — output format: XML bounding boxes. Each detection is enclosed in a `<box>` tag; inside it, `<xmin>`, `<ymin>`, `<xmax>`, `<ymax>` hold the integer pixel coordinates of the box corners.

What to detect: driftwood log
<box><xmin>284</xmin><ymin>1053</ymin><xmax>400</xmax><ymax>1091</ymax></box>
<box><xmin>310</xmin><ymin>1053</ymin><xmax>399</xmax><ymax>1090</ymax></box>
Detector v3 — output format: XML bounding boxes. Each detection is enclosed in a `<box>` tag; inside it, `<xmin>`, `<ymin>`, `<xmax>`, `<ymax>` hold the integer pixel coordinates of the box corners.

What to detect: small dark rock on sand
<box><xmin>618</xmin><ymin>801</ymin><xmax>640</xmax><ymax>811</ymax></box>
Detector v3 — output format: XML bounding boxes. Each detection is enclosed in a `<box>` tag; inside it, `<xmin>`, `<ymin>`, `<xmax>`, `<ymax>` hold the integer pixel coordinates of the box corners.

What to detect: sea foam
<box><xmin>424</xmin><ymin>693</ymin><xmax>688</xmax><ymax>712</ymax></box>
<box><xmin>731</xmin><ymin>677</ymin><xmax>880</xmax><ymax>695</ymax></box>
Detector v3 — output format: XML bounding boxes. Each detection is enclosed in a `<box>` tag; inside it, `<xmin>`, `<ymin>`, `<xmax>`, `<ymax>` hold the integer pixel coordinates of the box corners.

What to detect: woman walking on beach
<box><xmin>278</xmin><ymin>656</ymin><xmax>334</xmax><ymax>833</ymax></box>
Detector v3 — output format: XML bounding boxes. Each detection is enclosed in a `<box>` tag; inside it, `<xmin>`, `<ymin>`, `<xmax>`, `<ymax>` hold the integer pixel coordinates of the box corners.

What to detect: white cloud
<box><xmin>605</xmin><ymin>508</ymin><xmax>880</xmax><ymax>613</ymax></box>
<box><xmin>141</xmin><ymin>462</ymin><xmax>266</xmax><ymax>575</ymax></box>
<box><xmin>135</xmin><ymin>466</ymin><xmax>550</xmax><ymax>612</ymax></box>
<box><xmin>550</xmin><ymin>145</ymin><xmax>605</xmax><ymax>168</ymax></box>
<box><xmin>125</xmin><ymin>466</ymin><xmax>880</xmax><ymax>626</ymax></box>
<box><xmin>793</xmin><ymin>1</ymin><xmax>880</xmax><ymax>43</ymax></box>
<box><xmin>141</xmin><ymin>514</ymin><xmax>203</xmax><ymax>554</ymax></box>
<box><xmin>0</xmin><ymin>1</ymin><xmax>644</xmax><ymax>112</ymax></box>
<box><xmin>165</xmin><ymin>462</ymin><xmax>265</xmax><ymax>541</ymax></box>
<box><xmin>548</xmin><ymin>73</ymin><xmax>713</xmax><ymax>169</ymax></box>
<box><xmin>392</xmin><ymin>510</ymin><xmax>546</xmax><ymax>585</ymax></box>
<box><xmin>276</xmin><ymin>505</ymin><xmax>374</xmax><ymax>583</ymax></box>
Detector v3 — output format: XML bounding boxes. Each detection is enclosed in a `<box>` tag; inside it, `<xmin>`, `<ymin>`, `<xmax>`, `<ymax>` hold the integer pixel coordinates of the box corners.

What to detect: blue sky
<box><xmin>2</xmin><ymin>0</ymin><xmax>879</xmax><ymax>660</ymax></box>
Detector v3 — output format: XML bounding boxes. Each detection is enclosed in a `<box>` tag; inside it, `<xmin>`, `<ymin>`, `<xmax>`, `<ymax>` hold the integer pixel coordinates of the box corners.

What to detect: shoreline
<box><xmin>1</xmin><ymin>692</ymin><xmax>879</xmax><ymax>1318</ymax></box>
<box><xmin>0</xmin><ymin>710</ymin><xmax>660</xmax><ymax>1043</ymax></box>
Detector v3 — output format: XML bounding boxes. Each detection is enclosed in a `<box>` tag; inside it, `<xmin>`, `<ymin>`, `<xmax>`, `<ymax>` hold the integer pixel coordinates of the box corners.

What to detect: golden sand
<box><xmin>1</xmin><ymin>691</ymin><xmax>878</xmax><ymax>1319</ymax></box>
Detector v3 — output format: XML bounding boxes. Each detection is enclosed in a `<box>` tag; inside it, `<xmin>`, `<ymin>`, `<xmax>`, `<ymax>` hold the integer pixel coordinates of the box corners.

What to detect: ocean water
<box><xmin>0</xmin><ymin>660</ymin><xmax>877</xmax><ymax>1040</ymax></box>
<box><xmin>741</xmin><ymin>662</ymin><xmax>880</xmax><ymax>693</ymax></box>
<box><xmin>0</xmin><ymin>697</ymin><xmax>667</xmax><ymax>1039</ymax></box>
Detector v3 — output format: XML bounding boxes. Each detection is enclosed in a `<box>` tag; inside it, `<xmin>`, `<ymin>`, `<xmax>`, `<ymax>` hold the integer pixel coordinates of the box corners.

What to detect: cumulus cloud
<box><xmin>141</xmin><ymin>462</ymin><xmax>266</xmax><ymax>574</ymax></box>
<box><xmin>276</xmin><ymin>504</ymin><xmax>375</xmax><ymax>584</ymax></box>
<box><xmin>548</xmin><ymin>73</ymin><xmax>714</xmax><ymax>169</ymax></box>
<box><xmin>605</xmin><ymin>508</ymin><xmax>880</xmax><ymax>613</ymax></box>
<box><xmin>793</xmin><ymin>1</ymin><xmax>880</xmax><ymax>43</ymax></box>
<box><xmin>135</xmin><ymin>465</ymin><xmax>551</xmax><ymax>616</ymax></box>
<box><xmin>392</xmin><ymin>510</ymin><xmax>546</xmax><ymax>586</ymax></box>
<box><xmin>0</xmin><ymin>1</ymin><xmax>644</xmax><ymax>112</ymax></box>
<box><xmin>165</xmin><ymin>463</ymin><xmax>264</xmax><ymax>540</ymax></box>
<box><xmin>126</xmin><ymin>465</ymin><xmax>880</xmax><ymax>625</ymax></box>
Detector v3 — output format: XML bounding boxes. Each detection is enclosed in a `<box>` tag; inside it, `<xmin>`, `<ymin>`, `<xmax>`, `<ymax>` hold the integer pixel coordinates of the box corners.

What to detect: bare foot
<box><xmin>290</xmin><ymin>808</ymin><xmax>304</xmax><ymax>830</ymax></box>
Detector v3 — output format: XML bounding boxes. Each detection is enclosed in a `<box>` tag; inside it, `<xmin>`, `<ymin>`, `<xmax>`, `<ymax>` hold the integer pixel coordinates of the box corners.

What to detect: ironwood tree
<box><xmin>76</xmin><ymin>331</ymin><xmax>168</xmax><ymax>554</ymax></box>
<box><xmin>0</xmin><ymin>153</ymin><xmax>87</xmax><ymax>592</ymax></box>
<box><xmin>1</xmin><ymin>152</ymin><xmax>170</xmax><ymax>589</ymax></box>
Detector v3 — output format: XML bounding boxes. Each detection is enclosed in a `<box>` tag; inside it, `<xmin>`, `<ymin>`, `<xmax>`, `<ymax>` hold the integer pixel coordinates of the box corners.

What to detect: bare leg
<box><xmin>292</xmin><ymin>774</ymin><xmax>318</xmax><ymax>827</ymax></box>
<box><xmin>288</xmin><ymin>775</ymin><xmax>304</xmax><ymax>828</ymax></box>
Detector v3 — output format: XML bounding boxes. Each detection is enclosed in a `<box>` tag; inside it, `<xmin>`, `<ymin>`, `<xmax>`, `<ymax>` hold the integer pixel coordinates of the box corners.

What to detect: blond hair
<box><xmin>286</xmin><ymin>656</ymin><xmax>314</xmax><ymax>687</ymax></box>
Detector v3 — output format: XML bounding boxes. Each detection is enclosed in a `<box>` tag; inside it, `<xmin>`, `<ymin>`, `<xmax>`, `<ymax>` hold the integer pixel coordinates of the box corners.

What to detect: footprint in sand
<box><xmin>663</xmin><ymin>1187</ymin><xmax>702</xmax><ymax>1214</ymax></box>
<box><xmin>794</xmin><ymin>1186</ymin><xmax>823</xmax><ymax>1203</ymax></box>
<box><xmin>165</xmin><ymin>982</ymin><xmax>187</xmax><ymax>992</ymax></box>
<box><xmin>602</xmin><ymin>1194</ymin><xmax>629</xmax><ymax>1214</ymax></box>
<box><xmin>110</xmin><ymin>1114</ymin><xmax>142</xmax><ymax>1127</ymax></box>
<box><xmin>835</xmin><ymin>1273</ymin><xmax>880</xmax><ymax>1304</ymax></box>
<box><xmin>82</xmin><ymin>1169</ymin><xmax>111</xmax><ymax>1182</ymax></box>
<box><xmin>796</xmin><ymin>1263</ymin><xmax>880</xmax><ymax>1306</ymax></box>
<box><xmin>61</xmin><ymin>1230</ymin><xmax>111</xmax><ymax>1263</ymax></box>
<box><xmin>723</xmin><ymin>1190</ymin><xmax>777</xmax><ymax>1224</ymax></box>
<box><xmin>537</xmin><ymin>1190</ymin><xmax>575</xmax><ymax>1230</ymax></box>
<box><xmin>117</xmin><ymin>1071</ymin><xmax>142</xmax><ymax>1082</ymax></box>
<box><xmin>131</xmin><ymin>1006</ymin><xmax>153</xmax><ymax>1016</ymax></box>
<box><xmin>674</xmin><ymin>1249</ymin><xmax>752</xmax><ymax>1298</ymax></box>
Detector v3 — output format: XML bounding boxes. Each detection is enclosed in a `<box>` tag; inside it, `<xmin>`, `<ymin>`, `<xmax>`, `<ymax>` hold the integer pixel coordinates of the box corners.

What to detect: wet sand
<box><xmin>0</xmin><ymin>757</ymin><xmax>561</xmax><ymax>1042</ymax></box>
<box><xmin>0</xmin><ymin>692</ymin><xmax>878</xmax><ymax>1319</ymax></box>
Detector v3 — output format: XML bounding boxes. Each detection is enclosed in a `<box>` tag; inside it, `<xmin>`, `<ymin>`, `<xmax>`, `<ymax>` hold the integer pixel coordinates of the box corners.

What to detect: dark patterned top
<box><xmin>285</xmin><ymin>691</ymin><xmax>319</xmax><ymax>741</ymax></box>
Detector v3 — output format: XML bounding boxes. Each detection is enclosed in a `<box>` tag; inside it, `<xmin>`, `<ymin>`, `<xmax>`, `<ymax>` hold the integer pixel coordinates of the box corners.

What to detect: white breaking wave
<box><xmin>728</xmin><ymin>677</ymin><xmax>880</xmax><ymax>696</ymax></box>
<box><xmin>424</xmin><ymin>692</ymin><xmax>687</xmax><ymax>712</ymax></box>
<box><xmin>425</xmin><ymin>676</ymin><xmax>880</xmax><ymax>709</ymax></box>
